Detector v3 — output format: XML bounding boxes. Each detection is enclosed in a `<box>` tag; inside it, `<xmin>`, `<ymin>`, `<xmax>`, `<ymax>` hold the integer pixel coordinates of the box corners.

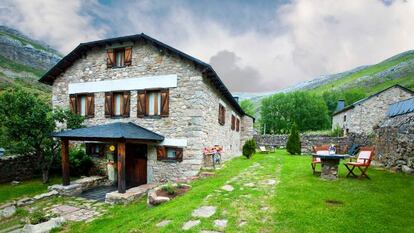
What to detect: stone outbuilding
<box><xmin>375</xmin><ymin>97</ymin><xmax>414</xmax><ymax>174</ymax></box>
<box><xmin>332</xmin><ymin>84</ymin><xmax>414</xmax><ymax>135</ymax></box>
<box><xmin>39</xmin><ymin>33</ymin><xmax>254</xmax><ymax>196</ymax></box>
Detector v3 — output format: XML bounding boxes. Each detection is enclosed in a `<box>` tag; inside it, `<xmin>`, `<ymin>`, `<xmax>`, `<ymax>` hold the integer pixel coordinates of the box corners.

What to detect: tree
<box><xmin>242</xmin><ymin>139</ymin><xmax>256</xmax><ymax>159</ymax></box>
<box><xmin>286</xmin><ymin>123</ymin><xmax>301</xmax><ymax>155</ymax></box>
<box><xmin>322</xmin><ymin>89</ymin><xmax>366</xmax><ymax>117</ymax></box>
<box><xmin>240</xmin><ymin>99</ymin><xmax>256</xmax><ymax>116</ymax></box>
<box><xmin>260</xmin><ymin>91</ymin><xmax>330</xmax><ymax>134</ymax></box>
<box><xmin>0</xmin><ymin>88</ymin><xmax>84</xmax><ymax>183</ymax></box>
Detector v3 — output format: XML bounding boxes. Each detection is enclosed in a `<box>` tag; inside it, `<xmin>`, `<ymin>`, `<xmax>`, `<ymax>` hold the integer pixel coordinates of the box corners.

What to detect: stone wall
<box><xmin>375</xmin><ymin>113</ymin><xmax>414</xmax><ymax>173</ymax></box>
<box><xmin>332</xmin><ymin>86</ymin><xmax>413</xmax><ymax>135</ymax></box>
<box><xmin>0</xmin><ymin>154</ymin><xmax>37</xmax><ymax>183</ymax></box>
<box><xmin>52</xmin><ymin>40</ymin><xmax>249</xmax><ymax>182</ymax></box>
<box><xmin>254</xmin><ymin>134</ymin><xmax>348</xmax><ymax>153</ymax></box>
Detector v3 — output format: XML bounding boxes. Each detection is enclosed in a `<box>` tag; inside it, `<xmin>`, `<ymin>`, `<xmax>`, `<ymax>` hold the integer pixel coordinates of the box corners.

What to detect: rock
<box><xmin>396</xmin><ymin>160</ymin><xmax>407</xmax><ymax>165</ymax></box>
<box><xmin>265</xmin><ymin>179</ymin><xmax>277</xmax><ymax>185</ymax></box>
<box><xmin>147</xmin><ymin>189</ymin><xmax>170</xmax><ymax>206</ymax></box>
<box><xmin>0</xmin><ymin>203</ymin><xmax>16</xmax><ymax>218</ymax></box>
<box><xmin>156</xmin><ymin>220</ymin><xmax>171</xmax><ymax>227</ymax></box>
<box><xmin>48</xmin><ymin>184</ymin><xmax>82</xmax><ymax>196</ymax></box>
<box><xmin>402</xmin><ymin>165</ymin><xmax>414</xmax><ymax>174</ymax></box>
<box><xmin>11</xmin><ymin>180</ymin><xmax>21</xmax><ymax>185</ymax></box>
<box><xmin>22</xmin><ymin>217</ymin><xmax>65</xmax><ymax>233</ymax></box>
<box><xmin>244</xmin><ymin>183</ymin><xmax>255</xmax><ymax>187</ymax></box>
<box><xmin>221</xmin><ymin>185</ymin><xmax>234</xmax><ymax>192</ymax></box>
<box><xmin>214</xmin><ymin>219</ymin><xmax>228</xmax><ymax>228</ymax></box>
<box><xmin>182</xmin><ymin>220</ymin><xmax>200</xmax><ymax>230</ymax></box>
<box><xmin>192</xmin><ymin>206</ymin><xmax>216</xmax><ymax>218</ymax></box>
<box><xmin>17</xmin><ymin>197</ymin><xmax>34</xmax><ymax>207</ymax></box>
<box><xmin>33</xmin><ymin>190</ymin><xmax>59</xmax><ymax>201</ymax></box>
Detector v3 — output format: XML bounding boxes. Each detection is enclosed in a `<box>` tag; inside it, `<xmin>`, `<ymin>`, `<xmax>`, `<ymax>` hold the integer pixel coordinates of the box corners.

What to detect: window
<box><xmin>113</xmin><ymin>93</ymin><xmax>123</xmax><ymax>116</ymax></box>
<box><xmin>147</xmin><ymin>91</ymin><xmax>161</xmax><ymax>116</ymax></box>
<box><xmin>115</xmin><ymin>48</ymin><xmax>125</xmax><ymax>67</ymax></box>
<box><xmin>137</xmin><ymin>89</ymin><xmax>169</xmax><ymax>117</ymax></box>
<box><xmin>69</xmin><ymin>93</ymin><xmax>94</xmax><ymax>118</ymax></box>
<box><xmin>85</xmin><ymin>143</ymin><xmax>105</xmax><ymax>157</ymax></box>
<box><xmin>343</xmin><ymin>115</ymin><xmax>346</xmax><ymax>122</ymax></box>
<box><xmin>231</xmin><ymin>115</ymin><xmax>236</xmax><ymax>130</ymax></box>
<box><xmin>106</xmin><ymin>47</ymin><xmax>132</xmax><ymax>68</ymax></box>
<box><xmin>236</xmin><ymin>118</ymin><xmax>240</xmax><ymax>132</ymax></box>
<box><xmin>104</xmin><ymin>91</ymin><xmax>130</xmax><ymax>118</ymax></box>
<box><xmin>157</xmin><ymin>146</ymin><xmax>183</xmax><ymax>162</ymax></box>
<box><xmin>218</xmin><ymin>104</ymin><xmax>226</xmax><ymax>125</ymax></box>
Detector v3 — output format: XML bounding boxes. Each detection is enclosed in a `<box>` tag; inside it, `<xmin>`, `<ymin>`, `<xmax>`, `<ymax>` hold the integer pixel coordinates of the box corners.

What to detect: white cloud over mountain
<box><xmin>1</xmin><ymin>0</ymin><xmax>414</xmax><ymax>92</ymax></box>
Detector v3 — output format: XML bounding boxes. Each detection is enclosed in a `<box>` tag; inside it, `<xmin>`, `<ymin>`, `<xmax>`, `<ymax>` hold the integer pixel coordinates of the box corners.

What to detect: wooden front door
<box><xmin>125</xmin><ymin>144</ymin><xmax>147</xmax><ymax>188</ymax></box>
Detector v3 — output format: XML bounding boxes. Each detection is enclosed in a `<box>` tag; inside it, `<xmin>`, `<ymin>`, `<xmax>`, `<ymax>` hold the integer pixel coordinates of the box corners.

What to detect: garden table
<box><xmin>311</xmin><ymin>154</ymin><xmax>350</xmax><ymax>180</ymax></box>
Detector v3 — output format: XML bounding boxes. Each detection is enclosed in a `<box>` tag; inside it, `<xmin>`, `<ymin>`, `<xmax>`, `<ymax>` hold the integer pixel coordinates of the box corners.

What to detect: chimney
<box><xmin>336</xmin><ymin>100</ymin><xmax>345</xmax><ymax>112</ymax></box>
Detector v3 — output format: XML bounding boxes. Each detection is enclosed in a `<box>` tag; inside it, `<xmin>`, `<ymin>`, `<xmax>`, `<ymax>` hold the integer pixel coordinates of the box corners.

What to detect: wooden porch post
<box><xmin>117</xmin><ymin>142</ymin><xmax>126</xmax><ymax>193</ymax></box>
<box><xmin>61</xmin><ymin>139</ymin><xmax>70</xmax><ymax>186</ymax></box>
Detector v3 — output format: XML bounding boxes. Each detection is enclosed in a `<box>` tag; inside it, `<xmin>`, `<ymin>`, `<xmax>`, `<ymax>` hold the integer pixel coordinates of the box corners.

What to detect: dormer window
<box><xmin>107</xmin><ymin>47</ymin><xmax>132</xmax><ymax>68</ymax></box>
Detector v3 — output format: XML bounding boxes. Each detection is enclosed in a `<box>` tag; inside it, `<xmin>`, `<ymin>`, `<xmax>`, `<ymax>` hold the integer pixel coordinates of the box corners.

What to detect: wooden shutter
<box><xmin>160</xmin><ymin>89</ymin><xmax>169</xmax><ymax>117</ymax></box>
<box><xmin>218</xmin><ymin>104</ymin><xmax>226</xmax><ymax>125</ymax></box>
<box><xmin>156</xmin><ymin>146</ymin><xmax>166</xmax><ymax>161</ymax></box>
<box><xmin>86</xmin><ymin>93</ymin><xmax>95</xmax><ymax>117</ymax></box>
<box><xmin>106</xmin><ymin>49</ymin><xmax>115</xmax><ymax>68</ymax></box>
<box><xmin>105</xmin><ymin>92</ymin><xmax>113</xmax><ymax>117</ymax></box>
<box><xmin>137</xmin><ymin>90</ymin><xmax>147</xmax><ymax>118</ymax></box>
<box><xmin>69</xmin><ymin>94</ymin><xmax>77</xmax><ymax>114</ymax></box>
<box><xmin>122</xmin><ymin>91</ymin><xmax>130</xmax><ymax>117</ymax></box>
<box><xmin>231</xmin><ymin>115</ymin><xmax>235</xmax><ymax>130</ymax></box>
<box><xmin>175</xmin><ymin>148</ymin><xmax>183</xmax><ymax>162</ymax></box>
<box><xmin>236</xmin><ymin>118</ymin><xmax>240</xmax><ymax>132</ymax></box>
<box><xmin>124</xmin><ymin>47</ymin><xmax>132</xmax><ymax>66</ymax></box>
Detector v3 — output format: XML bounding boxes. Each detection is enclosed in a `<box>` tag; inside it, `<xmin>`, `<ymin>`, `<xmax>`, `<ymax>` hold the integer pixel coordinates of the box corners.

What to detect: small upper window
<box><xmin>343</xmin><ymin>115</ymin><xmax>346</xmax><ymax>122</ymax></box>
<box><xmin>218</xmin><ymin>104</ymin><xmax>226</xmax><ymax>125</ymax></box>
<box><xmin>115</xmin><ymin>48</ymin><xmax>125</xmax><ymax>68</ymax></box>
<box><xmin>167</xmin><ymin>148</ymin><xmax>177</xmax><ymax>159</ymax></box>
<box><xmin>231</xmin><ymin>115</ymin><xmax>236</xmax><ymax>130</ymax></box>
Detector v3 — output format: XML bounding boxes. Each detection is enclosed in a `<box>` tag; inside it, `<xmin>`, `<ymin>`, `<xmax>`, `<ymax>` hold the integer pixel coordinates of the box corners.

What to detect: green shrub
<box><xmin>161</xmin><ymin>183</ymin><xmax>176</xmax><ymax>195</ymax></box>
<box><xmin>243</xmin><ymin>139</ymin><xmax>256</xmax><ymax>159</ymax></box>
<box><xmin>69</xmin><ymin>147</ymin><xmax>93</xmax><ymax>176</ymax></box>
<box><xmin>286</xmin><ymin>123</ymin><xmax>301</xmax><ymax>155</ymax></box>
<box><xmin>330</xmin><ymin>124</ymin><xmax>344</xmax><ymax>137</ymax></box>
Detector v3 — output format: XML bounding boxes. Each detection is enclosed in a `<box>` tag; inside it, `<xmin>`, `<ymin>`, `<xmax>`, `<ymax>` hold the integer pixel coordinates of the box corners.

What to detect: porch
<box><xmin>52</xmin><ymin>122</ymin><xmax>164</xmax><ymax>200</ymax></box>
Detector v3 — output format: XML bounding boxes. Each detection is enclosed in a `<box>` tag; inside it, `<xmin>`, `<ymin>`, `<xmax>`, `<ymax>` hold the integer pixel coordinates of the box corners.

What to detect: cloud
<box><xmin>0</xmin><ymin>0</ymin><xmax>107</xmax><ymax>53</ymax></box>
<box><xmin>209</xmin><ymin>50</ymin><xmax>264</xmax><ymax>92</ymax></box>
<box><xmin>1</xmin><ymin>0</ymin><xmax>414</xmax><ymax>92</ymax></box>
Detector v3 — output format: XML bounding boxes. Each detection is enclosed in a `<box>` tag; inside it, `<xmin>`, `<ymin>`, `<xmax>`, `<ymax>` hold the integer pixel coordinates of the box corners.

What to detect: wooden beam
<box><xmin>117</xmin><ymin>142</ymin><xmax>126</xmax><ymax>193</ymax></box>
<box><xmin>61</xmin><ymin>139</ymin><xmax>70</xmax><ymax>186</ymax></box>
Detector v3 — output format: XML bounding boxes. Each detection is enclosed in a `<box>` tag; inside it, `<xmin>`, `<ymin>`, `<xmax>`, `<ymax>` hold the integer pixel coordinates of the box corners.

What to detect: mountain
<box><xmin>0</xmin><ymin>26</ymin><xmax>62</xmax><ymax>98</ymax></box>
<box><xmin>234</xmin><ymin>49</ymin><xmax>414</xmax><ymax>104</ymax></box>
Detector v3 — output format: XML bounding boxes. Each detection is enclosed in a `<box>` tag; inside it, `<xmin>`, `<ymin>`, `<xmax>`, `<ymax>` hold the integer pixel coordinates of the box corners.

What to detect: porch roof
<box><xmin>52</xmin><ymin>122</ymin><xmax>164</xmax><ymax>141</ymax></box>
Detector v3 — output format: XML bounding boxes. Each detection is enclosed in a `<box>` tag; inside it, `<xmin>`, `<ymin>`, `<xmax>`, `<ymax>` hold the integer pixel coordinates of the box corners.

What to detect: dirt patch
<box><xmin>156</xmin><ymin>186</ymin><xmax>190</xmax><ymax>199</ymax></box>
<box><xmin>325</xmin><ymin>199</ymin><xmax>344</xmax><ymax>206</ymax></box>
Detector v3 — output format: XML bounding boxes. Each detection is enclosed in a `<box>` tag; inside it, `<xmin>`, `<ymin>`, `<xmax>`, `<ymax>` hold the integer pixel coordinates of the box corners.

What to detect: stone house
<box><xmin>39</xmin><ymin>33</ymin><xmax>254</xmax><ymax>195</ymax></box>
<box><xmin>375</xmin><ymin>96</ymin><xmax>414</xmax><ymax>174</ymax></box>
<box><xmin>332</xmin><ymin>84</ymin><xmax>413</xmax><ymax>135</ymax></box>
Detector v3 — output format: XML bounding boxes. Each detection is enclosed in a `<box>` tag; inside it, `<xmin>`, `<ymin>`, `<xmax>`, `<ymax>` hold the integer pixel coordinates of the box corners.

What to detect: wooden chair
<box><xmin>311</xmin><ymin>145</ymin><xmax>329</xmax><ymax>173</ymax></box>
<box><xmin>344</xmin><ymin>147</ymin><xmax>375</xmax><ymax>179</ymax></box>
<box><xmin>259</xmin><ymin>146</ymin><xmax>269</xmax><ymax>154</ymax></box>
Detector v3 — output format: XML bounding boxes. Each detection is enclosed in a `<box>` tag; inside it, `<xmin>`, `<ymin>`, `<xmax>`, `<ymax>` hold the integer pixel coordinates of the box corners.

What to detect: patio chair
<box><xmin>344</xmin><ymin>147</ymin><xmax>375</xmax><ymax>179</ymax></box>
<box><xmin>311</xmin><ymin>145</ymin><xmax>329</xmax><ymax>173</ymax></box>
<box><xmin>259</xmin><ymin>146</ymin><xmax>269</xmax><ymax>154</ymax></box>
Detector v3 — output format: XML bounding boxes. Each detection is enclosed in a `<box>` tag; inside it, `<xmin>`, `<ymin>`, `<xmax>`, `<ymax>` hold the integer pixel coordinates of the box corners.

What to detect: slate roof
<box><xmin>39</xmin><ymin>33</ymin><xmax>248</xmax><ymax>117</ymax></box>
<box><xmin>387</xmin><ymin>96</ymin><xmax>414</xmax><ymax>117</ymax></box>
<box><xmin>52</xmin><ymin>122</ymin><xmax>164</xmax><ymax>141</ymax></box>
<box><xmin>333</xmin><ymin>84</ymin><xmax>414</xmax><ymax>116</ymax></box>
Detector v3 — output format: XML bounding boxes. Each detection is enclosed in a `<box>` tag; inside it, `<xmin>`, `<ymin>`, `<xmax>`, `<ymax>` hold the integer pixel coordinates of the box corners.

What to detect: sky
<box><xmin>1</xmin><ymin>0</ymin><xmax>414</xmax><ymax>93</ymax></box>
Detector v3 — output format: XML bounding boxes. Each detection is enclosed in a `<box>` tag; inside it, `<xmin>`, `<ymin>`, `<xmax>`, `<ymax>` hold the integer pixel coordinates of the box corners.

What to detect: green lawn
<box><xmin>0</xmin><ymin>176</ymin><xmax>61</xmax><ymax>204</ymax></box>
<box><xmin>65</xmin><ymin>150</ymin><xmax>414</xmax><ymax>233</ymax></box>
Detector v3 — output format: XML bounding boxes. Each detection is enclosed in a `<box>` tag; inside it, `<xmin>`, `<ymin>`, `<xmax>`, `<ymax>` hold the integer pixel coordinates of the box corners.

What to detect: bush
<box><xmin>69</xmin><ymin>147</ymin><xmax>94</xmax><ymax>176</ymax></box>
<box><xmin>30</xmin><ymin>211</ymin><xmax>50</xmax><ymax>224</ymax></box>
<box><xmin>161</xmin><ymin>182</ymin><xmax>177</xmax><ymax>195</ymax></box>
<box><xmin>330</xmin><ymin>124</ymin><xmax>344</xmax><ymax>137</ymax></box>
<box><xmin>243</xmin><ymin>139</ymin><xmax>256</xmax><ymax>159</ymax></box>
<box><xmin>286</xmin><ymin>123</ymin><xmax>301</xmax><ymax>155</ymax></box>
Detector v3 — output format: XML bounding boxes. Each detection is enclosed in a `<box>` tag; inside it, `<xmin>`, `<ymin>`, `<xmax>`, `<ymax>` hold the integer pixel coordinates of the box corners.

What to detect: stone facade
<box><xmin>375</xmin><ymin>112</ymin><xmax>414</xmax><ymax>173</ymax></box>
<box><xmin>0</xmin><ymin>154</ymin><xmax>37</xmax><ymax>183</ymax></box>
<box><xmin>51</xmin><ymin>40</ymin><xmax>254</xmax><ymax>183</ymax></box>
<box><xmin>332</xmin><ymin>86</ymin><xmax>413</xmax><ymax>135</ymax></box>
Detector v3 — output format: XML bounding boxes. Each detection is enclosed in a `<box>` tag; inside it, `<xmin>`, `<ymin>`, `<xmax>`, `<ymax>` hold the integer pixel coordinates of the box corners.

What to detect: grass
<box><xmin>65</xmin><ymin>150</ymin><xmax>414</xmax><ymax>233</ymax></box>
<box><xmin>0</xmin><ymin>176</ymin><xmax>61</xmax><ymax>204</ymax></box>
